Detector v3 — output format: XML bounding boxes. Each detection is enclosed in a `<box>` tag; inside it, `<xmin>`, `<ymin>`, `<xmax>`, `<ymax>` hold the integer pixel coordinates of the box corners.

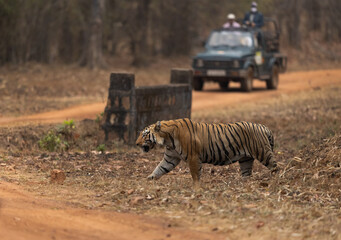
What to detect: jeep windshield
<box><xmin>207</xmin><ymin>31</ymin><xmax>255</xmax><ymax>49</ymax></box>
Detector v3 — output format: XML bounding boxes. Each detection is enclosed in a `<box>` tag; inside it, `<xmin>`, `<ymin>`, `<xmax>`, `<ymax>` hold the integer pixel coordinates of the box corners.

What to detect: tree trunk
<box><xmin>131</xmin><ymin>0</ymin><xmax>150</xmax><ymax>67</ymax></box>
<box><xmin>160</xmin><ymin>0</ymin><xmax>191</xmax><ymax>57</ymax></box>
<box><xmin>80</xmin><ymin>0</ymin><xmax>106</xmax><ymax>69</ymax></box>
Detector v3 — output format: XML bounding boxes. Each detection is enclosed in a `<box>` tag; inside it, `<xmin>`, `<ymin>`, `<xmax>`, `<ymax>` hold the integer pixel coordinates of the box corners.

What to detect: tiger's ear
<box><xmin>154</xmin><ymin>121</ymin><xmax>161</xmax><ymax>132</ymax></box>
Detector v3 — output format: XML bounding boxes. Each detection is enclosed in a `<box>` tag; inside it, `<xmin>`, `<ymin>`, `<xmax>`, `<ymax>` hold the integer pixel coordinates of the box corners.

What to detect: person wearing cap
<box><xmin>243</xmin><ymin>1</ymin><xmax>264</xmax><ymax>28</ymax></box>
<box><xmin>223</xmin><ymin>13</ymin><xmax>241</xmax><ymax>28</ymax></box>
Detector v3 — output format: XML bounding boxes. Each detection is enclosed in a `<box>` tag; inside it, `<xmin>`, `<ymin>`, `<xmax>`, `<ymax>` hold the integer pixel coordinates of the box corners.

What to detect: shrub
<box><xmin>58</xmin><ymin>119</ymin><xmax>76</xmax><ymax>141</ymax></box>
<box><xmin>95</xmin><ymin>112</ymin><xmax>104</xmax><ymax>124</ymax></box>
<box><xmin>38</xmin><ymin>131</ymin><xmax>62</xmax><ymax>152</ymax></box>
<box><xmin>96</xmin><ymin>144</ymin><xmax>106</xmax><ymax>153</ymax></box>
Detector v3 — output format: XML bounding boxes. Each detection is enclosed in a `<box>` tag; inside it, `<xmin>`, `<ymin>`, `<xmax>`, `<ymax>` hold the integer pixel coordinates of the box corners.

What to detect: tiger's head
<box><xmin>136</xmin><ymin>121</ymin><xmax>165</xmax><ymax>152</ymax></box>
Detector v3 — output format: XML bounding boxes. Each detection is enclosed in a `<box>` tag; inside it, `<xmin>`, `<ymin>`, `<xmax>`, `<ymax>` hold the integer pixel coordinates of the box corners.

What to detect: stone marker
<box><xmin>50</xmin><ymin>169</ymin><xmax>66</xmax><ymax>184</ymax></box>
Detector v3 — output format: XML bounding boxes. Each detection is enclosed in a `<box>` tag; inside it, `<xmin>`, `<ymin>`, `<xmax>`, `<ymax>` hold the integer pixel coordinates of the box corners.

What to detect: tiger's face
<box><xmin>136</xmin><ymin>121</ymin><xmax>164</xmax><ymax>152</ymax></box>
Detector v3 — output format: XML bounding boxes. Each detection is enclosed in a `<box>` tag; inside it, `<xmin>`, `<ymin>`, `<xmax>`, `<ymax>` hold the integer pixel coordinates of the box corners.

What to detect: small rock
<box><xmin>7</xmin><ymin>166</ymin><xmax>15</xmax><ymax>171</ymax></box>
<box><xmin>140</xmin><ymin>158</ymin><xmax>149</xmax><ymax>163</ymax></box>
<box><xmin>244</xmin><ymin>204</ymin><xmax>257</xmax><ymax>209</ymax></box>
<box><xmin>256</xmin><ymin>221</ymin><xmax>265</xmax><ymax>228</ymax></box>
<box><xmin>127</xmin><ymin>189</ymin><xmax>134</xmax><ymax>195</ymax></box>
<box><xmin>50</xmin><ymin>169</ymin><xmax>66</xmax><ymax>184</ymax></box>
<box><xmin>131</xmin><ymin>196</ymin><xmax>144</xmax><ymax>205</ymax></box>
<box><xmin>146</xmin><ymin>194</ymin><xmax>154</xmax><ymax>200</ymax></box>
<box><xmin>312</xmin><ymin>172</ymin><xmax>319</xmax><ymax>179</ymax></box>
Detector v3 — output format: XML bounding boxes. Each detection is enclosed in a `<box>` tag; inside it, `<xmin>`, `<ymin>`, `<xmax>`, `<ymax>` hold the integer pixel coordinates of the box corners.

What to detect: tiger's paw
<box><xmin>270</xmin><ymin>166</ymin><xmax>280</xmax><ymax>177</ymax></box>
<box><xmin>271</xmin><ymin>165</ymin><xmax>280</xmax><ymax>173</ymax></box>
<box><xmin>147</xmin><ymin>174</ymin><xmax>160</xmax><ymax>180</ymax></box>
<box><xmin>147</xmin><ymin>174</ymin><xmax>155</xmax><ymax>180</ymax></box>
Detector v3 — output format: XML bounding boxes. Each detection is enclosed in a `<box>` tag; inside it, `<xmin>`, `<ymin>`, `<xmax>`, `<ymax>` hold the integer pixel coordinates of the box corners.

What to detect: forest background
<box><xmin>0</xmin><ymin>0</ymin><xmax>340</xmax><ymax>69</ymax></box>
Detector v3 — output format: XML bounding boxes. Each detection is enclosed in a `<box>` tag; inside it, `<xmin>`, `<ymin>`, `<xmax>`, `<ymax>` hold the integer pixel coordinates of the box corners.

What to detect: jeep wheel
<box><xmin>241</xmin><ymin>67</ymin><xmax>253</xmax><ymax>92</ymax></box>
<box><xmin>266</xmin><ymin>65</ymin><xmax>279</xmax><ymax>90</ymax></box>
<box><xmin>219</xmin><ymin>81</ymin><xmax>229</xmax><ymax>90</ymax></box>
<box><xmin>193</xmin><ymin>77</ymin><xmax>204</xmax><ymax>91</ymax></box>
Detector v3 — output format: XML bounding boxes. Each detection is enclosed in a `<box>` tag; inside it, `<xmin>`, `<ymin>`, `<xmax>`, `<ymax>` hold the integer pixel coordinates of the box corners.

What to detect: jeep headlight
<box><xmin>197</xmin><ymin>59</ymin><xmax>204</xmax><ymax>67</ymax></box>
<box><xmin>233</xmin><ymin>60</ymin><xmax>239</xmax><ymax>68</ymax></box>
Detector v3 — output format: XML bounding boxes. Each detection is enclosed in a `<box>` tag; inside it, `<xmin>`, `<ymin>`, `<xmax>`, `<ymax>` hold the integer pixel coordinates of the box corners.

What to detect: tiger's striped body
<box><xmin>136</xmin><ymin>118</ymin><xmax>278</xmax><ymax>187</ymax></box>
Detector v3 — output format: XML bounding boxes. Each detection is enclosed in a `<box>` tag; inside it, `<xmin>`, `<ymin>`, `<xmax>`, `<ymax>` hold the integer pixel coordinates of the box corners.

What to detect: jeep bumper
<box><xmin>193</xmin><ymin>69</ymin><xmax>247</xmax><ymax>78</ymax></box>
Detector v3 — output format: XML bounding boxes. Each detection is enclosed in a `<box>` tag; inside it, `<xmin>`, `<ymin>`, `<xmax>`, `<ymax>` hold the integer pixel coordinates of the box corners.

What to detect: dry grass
<box><xmin>1</xmin><ymin>55</ymin><xmax>340</xmax><ymax>117</ymax></box>
<box><xmin>0</xmin><ymin>57</ymin><xmax>190</xmax><ymax>116</ymax></box>
<box><xmin>0</xmin><ymin>86</ymin><xmax>340</xmax><ymax>239</ymax></box>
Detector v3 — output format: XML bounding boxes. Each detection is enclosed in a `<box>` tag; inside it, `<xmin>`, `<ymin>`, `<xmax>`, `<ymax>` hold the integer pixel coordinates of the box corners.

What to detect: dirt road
<box><xmin>0</xmin><ymin>181</ymin><xmax>225</xmax><ymax>240</ymax></box>
<box><xmin>192</xmin><ymin>69</ymin><xmax>341</xmax><ymax>110</ymax></box>
<box><xmin>0</xmin><ymin>69</ymin><xmax>340</xmax><ymax>126</ymax></box>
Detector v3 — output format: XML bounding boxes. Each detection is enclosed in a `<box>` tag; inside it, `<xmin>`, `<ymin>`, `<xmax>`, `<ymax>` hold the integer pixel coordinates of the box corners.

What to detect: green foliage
<box><xmin>96</xmin><ymin>144</ymin><xmax>106</xmax><ymax>153</ymax></box>
<box><xmin>95</xmin><ymin>112</ymin><xmax>104</xmax><ymax>124</ymax></box>
<box><xmin>63</xmin><ymin>119</ymin><xmax>75</xmax><ymax>128</ymax></box>
<box><xmin>38</xmin><ymin>131</ymin><xmax>62</xmax><ymax>152</ymax></box>
<box><xmin>58</xmin><ymin>119</ymin><xmax>76</xmax><ymax>138</ymax></box>
<box><xmin>39</xmin><ymin>119</ymin><xmax>77</xmax><ymax>152</ymax></box>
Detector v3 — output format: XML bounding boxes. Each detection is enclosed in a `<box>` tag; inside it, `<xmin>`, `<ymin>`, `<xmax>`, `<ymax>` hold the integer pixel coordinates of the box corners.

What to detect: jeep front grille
<box><xmin>203</xmin><ymin>60</ymin><xmax>234</xmax><ymax>68</ymax></box>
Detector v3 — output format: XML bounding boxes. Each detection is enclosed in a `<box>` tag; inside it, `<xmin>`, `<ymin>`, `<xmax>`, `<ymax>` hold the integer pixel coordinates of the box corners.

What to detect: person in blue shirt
<box><xmin>243</xmin><ymin>2</ymin><xmax>264</xmax><ymax>28</ymax></box>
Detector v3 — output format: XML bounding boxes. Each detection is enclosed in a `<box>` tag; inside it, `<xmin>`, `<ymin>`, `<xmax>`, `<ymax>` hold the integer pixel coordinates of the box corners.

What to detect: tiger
<box><xmin>136</xmin><ymin>118</ymin><xmax>279</xmax><ymax>188</ymax></box>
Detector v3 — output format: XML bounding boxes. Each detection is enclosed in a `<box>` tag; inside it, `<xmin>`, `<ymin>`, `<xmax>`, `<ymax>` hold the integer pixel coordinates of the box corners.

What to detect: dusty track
<box><xmin>192</xmin><ymin>69</ymin><xmax>341</xmax><ymax>110</ymax></box>
<box><xmin>0</xmin><ymin>69</ymin><xmax>341</xmax><ymax>126</ymax></box>
<box><xmin>0</xmin><ymin>181</ymin><xmax>224</xmax><ymax>240</ymax></box>
<box><xmin>0</xmin><ymin>69</ymin><xmax>340</xmax><ymax>240</ymax></box>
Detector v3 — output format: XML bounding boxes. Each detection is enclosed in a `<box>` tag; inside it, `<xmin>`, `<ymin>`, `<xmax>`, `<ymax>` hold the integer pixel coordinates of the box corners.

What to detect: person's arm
<box><xmin>243</xmin><ymin>12</ymin><xmax>249</xmax><ymax>25</ymax></box>
<box><xmin>256</xmin><ymin>13</ymin><xmax>264</xmax><ymax>28</ymax></box>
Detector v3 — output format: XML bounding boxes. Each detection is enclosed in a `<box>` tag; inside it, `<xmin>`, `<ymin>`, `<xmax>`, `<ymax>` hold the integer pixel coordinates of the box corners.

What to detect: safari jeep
<box><xmin>192</xmin><ymin>18</ymin><xmax>287</xmax><ymax>92</ymax></box>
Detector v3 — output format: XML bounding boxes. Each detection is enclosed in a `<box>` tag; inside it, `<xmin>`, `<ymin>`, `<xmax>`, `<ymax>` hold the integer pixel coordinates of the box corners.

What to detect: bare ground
<box><xmin>0</xmin><ymin>66</ymin><xmax>340</xmax><ymax>239</ymax></box>
<box><xmin>0</xmin><ymin>69</ymin><xmax>341</xmax><ymax>126</ymax></box>
<box><xmin>0</xmin><ymin>182</ymin><xmax>224</xmax><ymax>240</ymax></box>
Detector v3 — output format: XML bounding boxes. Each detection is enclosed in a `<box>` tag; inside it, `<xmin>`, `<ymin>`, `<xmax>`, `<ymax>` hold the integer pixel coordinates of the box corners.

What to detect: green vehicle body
<box><xmin>192</xmin><ymin>18</ymin><xmax>287</xmax><ymax>92</ymax></box>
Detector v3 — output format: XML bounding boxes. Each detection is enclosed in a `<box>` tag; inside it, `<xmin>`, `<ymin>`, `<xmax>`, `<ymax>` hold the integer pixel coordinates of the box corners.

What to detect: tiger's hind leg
<box><xmin>261</xmin><ymin>151</ymin><xmax>279</xmax><ymax>173</ymax></box>
<box><xmin>238</xmin><ymin>157</ymin><xmax>254</xmax><ymax>177</ymax></box>
<box><xmin>188</xmin><ymin>156</ymin><xmax>202</xmax><ymax>189</ymax></box>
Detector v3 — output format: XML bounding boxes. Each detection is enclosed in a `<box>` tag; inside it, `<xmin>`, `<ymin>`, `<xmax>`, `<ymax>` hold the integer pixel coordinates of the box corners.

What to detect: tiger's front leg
<box><xmin>147</xmin><ymin>148</ymin><xmax>181</xmax><ymax>180</ymax></box>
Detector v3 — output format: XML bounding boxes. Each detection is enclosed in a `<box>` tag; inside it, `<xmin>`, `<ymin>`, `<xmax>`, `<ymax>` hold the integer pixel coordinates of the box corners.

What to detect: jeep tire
<box><xmin>266</xmin><ymin>65</ymin><xmax>279</xmax><ymax>90</ymax></box>
<box><xmin>219</xmin><ymin>81</ymin><xmax>230</xmax><ymax>90</ymax></box>
<box><xmin>241</xmin><ymin>67</ymin><xmax>253</xmax><ymax>92</ymax></box>
<box><xmin>193</xmin><ymin>77</ymin><xmax>204</xmax><ymax>91</ymax></box>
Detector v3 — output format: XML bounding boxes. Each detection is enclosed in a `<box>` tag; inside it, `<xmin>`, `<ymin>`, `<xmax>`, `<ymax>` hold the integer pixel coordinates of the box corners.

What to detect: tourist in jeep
<box><xmin>223</xmin><ymin>13</ymin><xmax>241</xmax><ymax>28</ymax></box>
<box><xmin>243</xmin><ymin>2</ymin><xmax>264</xmax><ymax>28</ymax></box>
